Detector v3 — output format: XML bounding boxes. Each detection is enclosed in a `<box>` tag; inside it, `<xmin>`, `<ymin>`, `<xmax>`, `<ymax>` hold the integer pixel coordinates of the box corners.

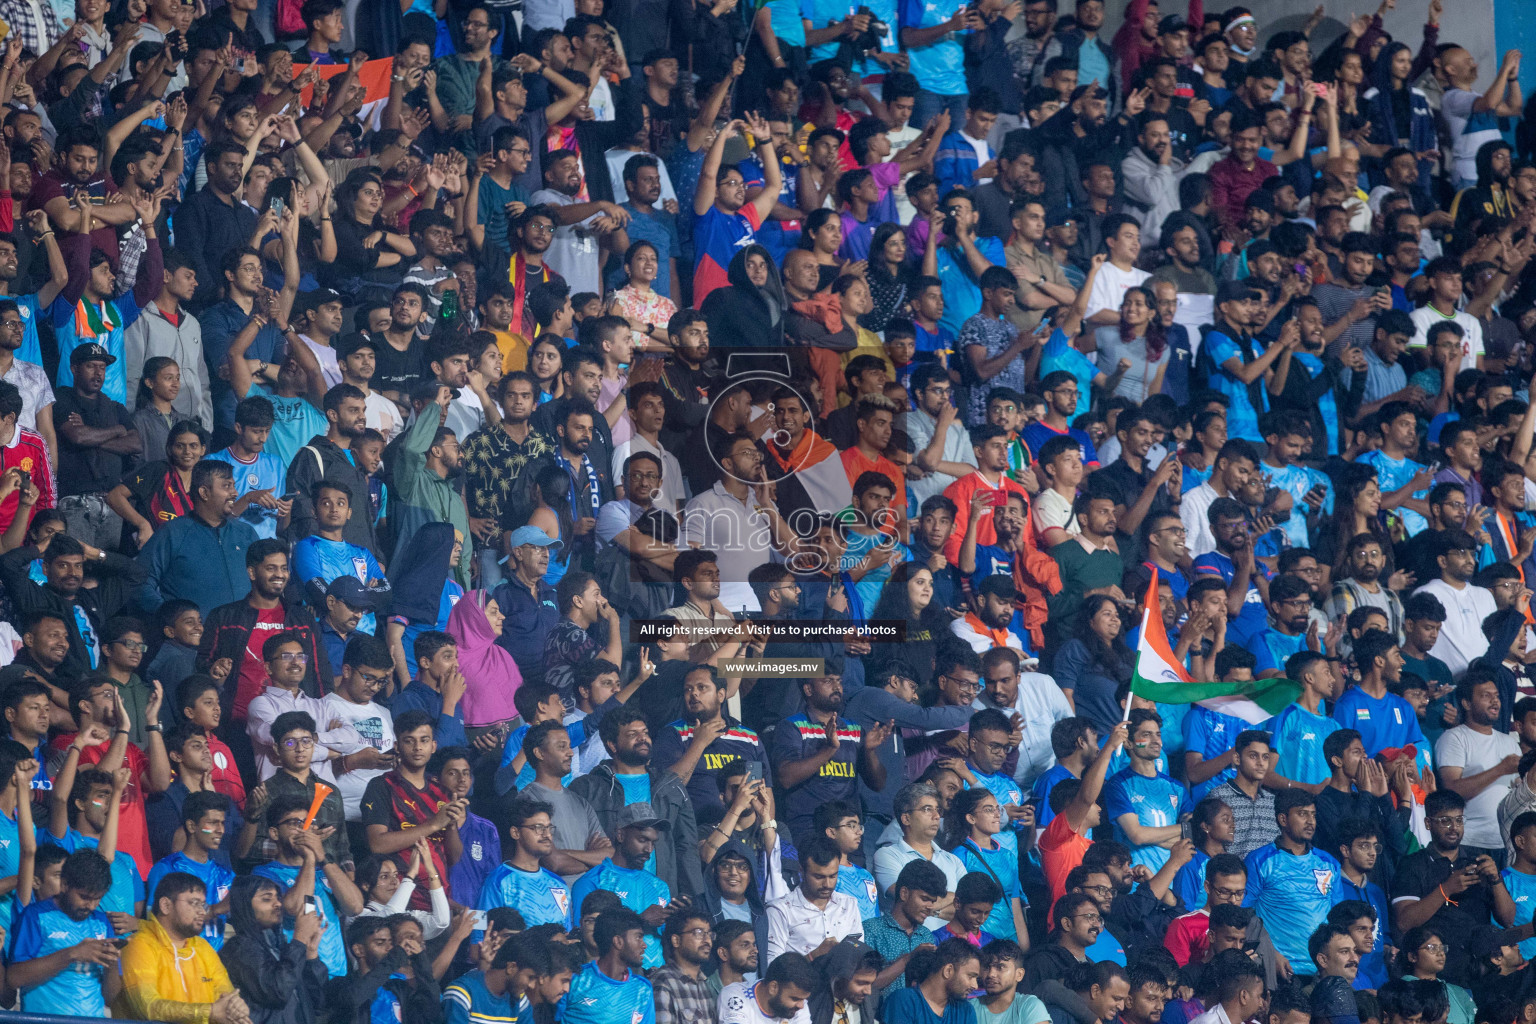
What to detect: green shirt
<box><xmin>1047</xmin><ymin>538</ymin><xmax>1125</xmax><ymax>642</ymax></box>
<box><xmin>392</xmin><ymin>406</ymin><xmax>473</xmax><ymax>586</ymax></box>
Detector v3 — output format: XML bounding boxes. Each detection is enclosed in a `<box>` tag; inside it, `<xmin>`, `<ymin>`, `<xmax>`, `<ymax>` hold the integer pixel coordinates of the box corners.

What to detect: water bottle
<box><xmin>440</xmin><ymin>287</ymin><xmax>459</xmax><ymax>321</ymax></box>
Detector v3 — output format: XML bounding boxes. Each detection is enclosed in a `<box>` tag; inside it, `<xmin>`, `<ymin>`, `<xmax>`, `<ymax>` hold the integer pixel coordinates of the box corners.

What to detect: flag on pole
<box><xmin>1129</xmin><ymin>567</ymin><xmax>1300</xmax><ymax>724</ymax></box>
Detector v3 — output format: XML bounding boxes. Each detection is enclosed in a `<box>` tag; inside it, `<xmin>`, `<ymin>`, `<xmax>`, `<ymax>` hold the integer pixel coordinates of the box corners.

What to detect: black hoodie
<box><xmin>219</xmin><ymin>875</ymin><xmax>327</xmax><ymax>1024</ymax></box>
<box><xmin>809</xmin><ymin>939</ymin><xmax>883</xmax><ymax>1024</ymax></box>
<box><xmin>699</xmin><ymin>244</ymin><xmax>787</xmax><ymax>350</ymax></box>
<box><xmin>701</xmin><ymin>838</ymin><xmax>772</xmax><ymax>976</ymax></box>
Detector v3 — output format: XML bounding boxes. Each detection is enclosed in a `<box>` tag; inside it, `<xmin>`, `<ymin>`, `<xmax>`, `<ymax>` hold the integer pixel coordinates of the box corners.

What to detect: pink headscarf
<box><xmin>447</xmin><ymin>590</ymin><xmax>522</xmax><ymax>727</ymax></box>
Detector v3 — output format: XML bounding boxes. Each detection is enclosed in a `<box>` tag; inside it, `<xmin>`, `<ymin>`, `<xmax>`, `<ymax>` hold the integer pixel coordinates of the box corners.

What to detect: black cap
<box><xmin>1045</xmin><ymin>207</ymin><xmax>1079</xmax><ymax>228</ymax></box>
<box><xmin>1158</xmin><ymin>14</ymin><xmax>1190</xmax><ymax>34</ymax></box>
<box><xmin>335</xmin><ymin>332</ymin><xmax>379</xmax><ymax>359</ymax></box>
<box><xmin>298</xmin><ymin>287</ymin><xmax>345</xmax><ymax>314</ymax></box>
<box><xmin>70</xmin><ymin>342</ymin><xmax>116</xmax><ymax>366</ymax></box>
<box><xmin>1216</xmin><ymin>279</ymin><xmax>1261</xmax><ymax>304</ymax></box>
<box><xmin>977</xmin><ymin>574</ymin><xmax>1019</xmax><ymax>600</ymax></box>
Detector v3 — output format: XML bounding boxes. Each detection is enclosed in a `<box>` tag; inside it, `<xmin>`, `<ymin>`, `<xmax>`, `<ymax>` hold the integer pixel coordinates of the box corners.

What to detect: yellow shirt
<box><xmin>493</xmin><ymin>329</ymin><xmax>528</xmax><ymax>373</ymax></box>
<box><xmin>116</xmin><ymin>916</ymin><xmax>234</xmax><ymax>1024</ymax></box>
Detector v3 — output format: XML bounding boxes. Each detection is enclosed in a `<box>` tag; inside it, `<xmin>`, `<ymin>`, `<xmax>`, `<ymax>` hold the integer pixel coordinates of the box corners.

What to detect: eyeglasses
<box><xmin>0</xmin><ymin>320</ymin><xmax>22</xmax><ymax>331</ymax></box>
<box><xmin>277</xmin><ymin>817</ymin><xmax>307</xmax><ymax>829</ymax></box>
<box><xmin>1420</xmin><ymin>943</ymin><xmax>1447</xmax><ymax>953</ymax></box>
<box><xmin>518</xmin><ymin>823</ymin><xmax>555</xmax><ymax>835</ymax></box>
<box><xmin>282</xmin><ymin>736</ymin><xmax>316</xmax><ymax>750</ymax></box>
<box><xmin>1078</xmin><ymin>884</ymin><xmax>1113</xmax><ymax>897</ymax></box>
<box><xmin>940</xmin><ymin>674</ymin><xmax>980</xmax><ymax>695</ymax></box>
<box><xmin>1428</xmin><ymin>815</ymin><xmax>1464</xmax><ymax>827</ymax></box>
<box><xmin>1155</xmin><ymin>527</ymin><xmax>1187</xmax><ymax>537</ymax></box>
<box><xmin>680</xmin><ymin>927</ymin><xmax>713</xmax><ymax>940</ymax></box>
<box><xmin>274</xmin><ymin>651</ymin><xmax>308</xmax><ymax>663</ymax></box>
<box><xmin>1210</xmin><ymin>886</ymin><xmax>1245</xmax><ymax>900</ymax></box>
<box><xmin>112</xmin><ymin>640</ymin><xmax>148</xmax><ymax>653</ymax></box>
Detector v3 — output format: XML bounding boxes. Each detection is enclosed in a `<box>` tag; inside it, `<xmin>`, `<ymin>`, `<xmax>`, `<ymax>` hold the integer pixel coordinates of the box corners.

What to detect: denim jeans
<box><xmin>912</xmin><ymin>90</ymin><xmax>968</xmax><ymax>131</ymax></box>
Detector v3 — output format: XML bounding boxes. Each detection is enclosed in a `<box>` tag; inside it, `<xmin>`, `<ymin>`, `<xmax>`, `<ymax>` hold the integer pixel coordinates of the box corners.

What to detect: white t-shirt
<box><xmin>319</xmin><ymin>693</ymin><xmax>396</xmax><ymax>819</ymax></box>
<box><xmin>1086</xmin><ymin>262</ymin><xmax>1151</xmax><ymax>320</ymax></box>
<box><xmin>300</xmin><ymin>335</ymin><xmax>343</xmax><ymax>388</ymax></box>
<box><xmin>530</xmin><ymin>189</ymin><xmax>604</xmax><ymax>296</ymax></box>
<box><xmin>719</xmin><ymin>982</ymin><xmax>809</xmax><ymax>1024</ymax></box>
<box><xmin>1442</xmin><ymin>87</ymin><xmax>1503</xmax><ymax>184</ymax></box>
<box><xmin>1435</xmin><ymin>724</ymin><xmax>1521</xmax><ymax>849</ymax></box>
<box><xmin>1409</xmin><ymin>305</ymin><xmax>1484</xmax><ymax>372</ymax></box>
<box><xmin>363</xmin><ymin>390</ymin><xmax>402</xmax><ymax>442</ymax></box>
<box><xmin>887</xmin><ymin>124</ymin><xmax>923</xmax><ymax>225</ymax></box>
<box><xmin>605</xmin><ymin>148</ymin><xmax>677</xmax><ymax>205</ymax></box>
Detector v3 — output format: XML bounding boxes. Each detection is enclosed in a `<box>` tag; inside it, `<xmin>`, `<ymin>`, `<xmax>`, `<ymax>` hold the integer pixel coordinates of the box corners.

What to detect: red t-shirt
<box><xmin>52</xmin><ymin>734</ymin><xmax>151</xmax><ymax>877</ymax></box>
<box><xmin>0</xmin><ymin>427</ymin><xmax>55</xmax><ymax>534</ymax></box>
<box><xmin>207</xmin><ymin>732</ymin><xmax>246</xmax><ymax>809</ymax></box>
<box><xmin>234</xmin><ymin>607</ymin><xmax>287</xmax><ymax>719</ymax></box>
<box><xmin>29</xmin><ymin>170</ymin><xmax>123</xmax><ymax>269</ymax></box>
<box><xmin>1041</xmin><ymin>811</ymin><xmax>1092</xmax><ymax>914</ymax></box>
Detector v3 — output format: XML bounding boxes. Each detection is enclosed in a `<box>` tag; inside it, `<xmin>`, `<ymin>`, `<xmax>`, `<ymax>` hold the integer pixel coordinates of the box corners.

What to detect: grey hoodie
<box><xmin>123</xmin><ymin>303</ymin><xmax>214</xmax><ymax>429</ymax></box>
<box><xmin>1035</xmin><ymin>980</ymin><xmax>1099</xmax><ymax>1024</ymax></box>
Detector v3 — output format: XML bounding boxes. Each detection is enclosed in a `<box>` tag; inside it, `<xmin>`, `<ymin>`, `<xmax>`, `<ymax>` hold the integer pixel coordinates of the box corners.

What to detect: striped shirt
<box><xmin>443</xmin><ymin>970</ymin><xmax>525</xmax><ymax>1024</ymax></box>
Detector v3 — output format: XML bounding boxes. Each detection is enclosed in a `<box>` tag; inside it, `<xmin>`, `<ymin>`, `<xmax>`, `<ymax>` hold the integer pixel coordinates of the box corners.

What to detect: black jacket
<box><xmin>197</xmin><ymin>597</ymin><xmax>333</xmax><ymax>709</ymax></box>
<box><xmin>221</xmin><ymin>876</ymin><xmax>327</xmax><ymax>1024</ymax></box>
<box><xmin>569</xmin><ymin>760</ymin><xmax>703</xmax><ymax>898</ymax></box>
<box><xmin>0</xmin><ymin>543</ymin><xmax>146</xmax><ymax>681</ymax></box>
<box><xmin>1020</xmin><ymin>944</ymin><xmax>1082</xmax><ymax>993</ymax></box>
<box><xmin>699</xmin><ymin>244</ymin><xmax>787</xmax><ymax>350</ymax></box>
<box><xmin>284</xmin><ymin>434</ymin><xmax>381</xmax><ymax>559</ymax></box>
<box><xmin>809</xmin><ymin>939</ymin><xmax>883</xmax><ymax>1024</ymax></box>
<box><xmin>326</xmin><ymin>947</ymin><xmax>441</xmax><ymax>1024</ymax></box>
<box><xmin>565</xmin><ymin>76</ymin><xmax>646</xmax><ymax>204</ymax></box>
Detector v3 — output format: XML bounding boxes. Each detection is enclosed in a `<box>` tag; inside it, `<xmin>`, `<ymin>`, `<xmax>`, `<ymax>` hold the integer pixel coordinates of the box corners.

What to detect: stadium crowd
<box><xmin>2</xmin><ymin>2</ymin><xmax>1536</xmax><ymax>1024</ymax></box>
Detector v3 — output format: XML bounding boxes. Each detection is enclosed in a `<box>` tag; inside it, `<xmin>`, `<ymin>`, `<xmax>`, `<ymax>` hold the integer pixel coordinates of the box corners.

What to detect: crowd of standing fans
<box><xmin>3</xmin><ymin>1</ymin><xmax>1536</xmax><ymax>1024</ymax></box>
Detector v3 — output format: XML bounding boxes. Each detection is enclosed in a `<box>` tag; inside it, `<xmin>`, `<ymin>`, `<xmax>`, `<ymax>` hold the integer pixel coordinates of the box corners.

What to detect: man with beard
<box><xmin>571</xmin><ymin>705</ymin><xmax>705</xmax><ymax>896</ymax></box>
<box><xmin>197</xmin><ymin>539</ymin><xmax>329</xmax><ymax>726</ymax></box>
<box><xmin>764</xmin><ymin>383</ymin><xmax>860</xmax><ymax>528</ymax></box>
<box><xmin>1191</xmin><ymin>496</ymin><xmax>1272</xmax><ymax>647</ymax></box>
<box><xmin>1207</xmin><ymin>111</ymin><xmax>1276</xmax><ymax>233</ymax></box>
<box><xmin>1150</xmin><ymin>223</ymin><xmax>1217</xmax><ymax>344</ymax></box>
<box><xmin>654</xmin><ymin>665</ymin><xmax>770</xmax><ymax>815</ymax></box>
<box><xmin>1392</xmin><ymin>788</ymin><xmax>1511</xmax><ymax>985</ymax></box>
<box><xmin>1242</xmin><ymin>789</ymin><xmax>1343</xmax><ymax>975</ymax></box>
<box><xmin>1250</xmin><ymin>574</ymin><xmax>1316</xmax><ymax>681</ymax></box>
<box><xmin>531</xmin><ymin>149</ymin><xmax>632</xmax><ymax>298</ymax></box>
<box><xmin>388</xmin><ymin>384</ymin><xmax>473</xmax><ymax>585</ymax></box>
<box><xmin>1035</xmin><ymin>86</ymin><xmax>1125</xmax><ymax>216</ymax></box>
<box><xmin>1200</xmin><ymin>282</ymin><xmax>1277</xmax><ymax>446</ymax></box>
<box><xmin>681</xmin><ymin>433</ymin><xmax>797</xmax><ymax>614</ymax></box>
<box><xmin>651</xmin><ymin>910</ymin><xmax>720</xmax><ymax>1024</ymax></box>
<box><xmin>31</xmin><ymin>122</ymin><xmax>138</xmax><ymax>269</ymax></box>
<box><xmin>694</xmin><ymin>115</ymin><xmax>781</xmax><ymax>304</ymax></box>
<box><xmin>0</xmin><ymin>212</ymin><xmax>67</xmax><ymax>370</ymax></box>
<box><xmin>658</xmin><ymin>309</ymin><xmax>716</xmax><ymax>439</ymax></box>
<box><xmin>137</xmin><ymin>460</ymin><xmax>261</xmax><ymax>613</ymax></box>
<box><xmin>464</xmin><ymin>372</ymin><xmax>556</xmax><ymax>582</ymax></box>
<box><xmin>174</xmin><ymin>140</ymin><xmax>261</xmax><ymax>310</ymax></box>
<box><xmin>201</xmin><ymin>247</ymin><xmax>293</xmax><ymax>435</ymax></box>
<box><xmin>1122</xmin><ymin>115</ymin><xmax>1186</xmax><ymax>250</ymax></box>
<box><xmin>1414</xmin><ymin>531</ymin><xmax>1499</xmax><ymax>680</ymax></box>
<box><xmin>1399</xmin><ymin>481</ymin><xmax>1485</xmax><ymax>592</ymax></box>
<box><xmin>505</xmin><ymin>206</ymin><xmax>565</xmax><ymax>341</ymax></box>
<box><xmin>720</xmin><ymin>950</ymin><xmax>818</xmax><ymax>1024</ymax></box>
<box><xmin>534</xmin><ymin>346</ymin><xmax>614</xmax><ymax>480</ymax></box>
<box><xmin>283</xmin><ymin>383</ymin><xmax>378</xmax><ymax>557</ymax></box>
<box><xmin>370</xmin><ymin>285</ymin><xmax>430</xmax><ymax>400</ymax></box>
<box><xmin>1099</xmin><ymin>408</ymin><xmax>1179</xmax><ymax>538</ymax></box>
<box><xmin>1337</xmin><ymin>629</ymin><xmax>1428</xmax><ymax>763</ymax></box>
<box><xmin>773</xmin><ymin>673</ymin><xmax>893</xmax><ymax>850</ymax></box>
<box><xmin>8</xmin><ymin>849</ymin><xmax>123</xmax><ymax>1016</ymax></box>
<box><xmin>614</xmin><ymin>154</ymin><xmax>680</xmax><ymax>302</ymax></box>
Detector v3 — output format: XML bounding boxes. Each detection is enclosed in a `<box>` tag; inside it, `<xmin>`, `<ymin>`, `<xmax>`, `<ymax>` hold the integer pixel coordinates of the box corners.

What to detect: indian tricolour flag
<box><xmin>1128</xmin><ymin>567</ymin><xmax>1300</xmax><ymax>724</ymax></box>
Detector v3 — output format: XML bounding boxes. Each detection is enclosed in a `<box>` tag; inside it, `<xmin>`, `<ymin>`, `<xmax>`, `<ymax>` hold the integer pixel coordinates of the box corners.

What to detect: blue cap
<box><xmin>506</xmin><ymin>525</ymin><xmax>562</xmax><ymax>550</ymax></box>
<box><xmin>325</xmin><ymin>576</ymin><xmax>375</xmax><ymax>609</ymax></box>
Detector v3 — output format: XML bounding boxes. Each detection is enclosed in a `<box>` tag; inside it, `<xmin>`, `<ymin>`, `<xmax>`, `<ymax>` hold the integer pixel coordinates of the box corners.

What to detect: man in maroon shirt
<box><xmin>1208</xmin><ymin>110</ymin><xmax>1277</xmax><ymax>232</ymax></box>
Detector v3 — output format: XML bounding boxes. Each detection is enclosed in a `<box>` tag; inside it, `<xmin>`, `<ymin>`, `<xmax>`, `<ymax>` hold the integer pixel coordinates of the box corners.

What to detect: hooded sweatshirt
<box><xmin>810</xmin><ymin>939</ymin><xmax>883</xmax><ymax>1024</ymax></box>
<box><xmin>698</xmin><ymin>244</ymin><xmax>787</xmax><ymax>350</ymax></box>
<box><xmin>700</xmin><ymin>838</ymin><xmax>775</xmax><ymax>976</ymax></box>
<box><xmin>219</xmin><ymin>876</ymin><xmax>327</xmax><ymax>1024</ymax></box>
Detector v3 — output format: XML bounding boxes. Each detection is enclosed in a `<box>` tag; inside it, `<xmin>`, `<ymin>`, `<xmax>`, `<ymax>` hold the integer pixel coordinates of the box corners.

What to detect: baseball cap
<box><xmin>324</xmin><ymin>576</ymin><xmax>376</xmax><ymax>610</ymax></box>
<box><xmin>299</xmin><ymin>287</ymin><xmax>345</xmax><ymax>314</ymax></box>
<box><xmin>1471</xmin><ymin>927</ymin><xmax>1524</xmax><ymax>959</ymax></box>
<box><xmin>612</xmin><ymin>802</ymin><xmax>671</xmax><ymax>832</ymax></box>
<box><xmin>506</xmin><ymin>525</ymin><xmax>562</xmax><ymax>550</ymax></box>
<box><xmin>70</xmin><ymin>342</ymin><xmax>117</xmax><ymax>366</ymax></box>
<box><xmin>1045</xmin><ymin>207</ymin><xmax>1079</xmax><ymax>228</ymax></box>
<box><xmin>335</xmin><ymin>332</ymin><xmax>379</xmax><ymax>359</ymax></box>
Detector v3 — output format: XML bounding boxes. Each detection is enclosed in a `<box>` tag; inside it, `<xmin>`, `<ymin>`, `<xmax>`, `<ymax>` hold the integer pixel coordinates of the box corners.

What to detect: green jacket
<box><xmin>390</xmin><ymin>407</ymin><xmax>473</xmax><ymax>587</ymax></box>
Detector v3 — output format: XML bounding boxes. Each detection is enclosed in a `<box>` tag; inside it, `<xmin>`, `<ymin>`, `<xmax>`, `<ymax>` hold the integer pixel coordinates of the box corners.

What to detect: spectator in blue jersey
<box><xmin>252</xmin><ymin>790</ymin><xmax>366</xmax><ymax>979</ymax></box>
<box><xmin>1503</xmin><ymin>811</ymin><xmax>1536</xmax><ymax>963</ymax></box>
<box><xmin>651</xmin><ymin>664</ymin><xmax>770</xmax><ymax>816</ymax></box>
<box><xmin>8</xmin><ymin>848</ymin><xmax>121</xmax><ymax>1016</ymax></box>
<box><xmin>388</xmin><ymin>631</ymin><xmax>467</xmax><ymax>749</ymax></box>
<box><xmin>474</xmin><ymin>796</ymin><xmax>576</xmax><ymax>941</ymax></box>
<box><xmin>564</xmin><ymin>907</ymin><xmax>656</xmax><ymax>1024</ymax></box>
<box><xmin>292</xmin><ymin>481</ymin><xmax>390</xmax><ymax>638</ymax></box>
<box><xmin>1392</xmin><ymin>789</ymin><xmax>1513</xmax><ymax>986</ymax></box>
<box><xmin>1172</xmin><ymin>798</ymin><xmax>1236</xmax><ymax>912</ymax></box>
<box><xmin>1242</xmin><ymin>787</ymin><xmax>1343</xmax><ymax>974</ymax></box>
<box><xmin>207</xmin><ymin>397</ymin><xmax>291</xmax><ymax>542</ymax></box>
<box><xmin>1331</xmin><ymin>890</ymin><xmax>1387</xmax><ymax>990</ymax></box>
<box><xmin>883</xmin><ymin>938</ymin><xmax>983</xmax><ymax>1024</ymax></box>
<box><xmin>1024</xmin><ymin>371</ymin><xmax>1101</xmax><ymax>469</ymax></box>
<box><xmin>953</xmin><ymin>708</ymin><xmax>1030</xmax><ymax>831</ymax></box>
<box><xmin>144</xmin><ymin>789</ymin><xmax>236</xmax><ymax>952</ymax></box>
<box><xmin>426</xmin><ymin>747</ymin><xmax>498</xmax><ymax>908</ymax></box>
<box><xmin>1191</xmin><ymin>497</ymin><xmax>1273</xmax><ymax>648</ymax></box>
<box><xmin>219</xmin><ymin>873</ymin><xmax>326</xmax><ymax>1024</ymax></box>
<box><xmin>767</xmin><ymin>674</ymin><xmax>894</xmax><ymax>849</ymax></box>
<box><xmin>947</xmin><ymin>789</ymin><xmax>1027</xmax><ymax>943</ymax></box>
<box><xmin>571</xmin><ymin>705</ymin><xmax>704</xmax><ymax>898</ymax></box>
<box><xmin>1335</xmin><ymin>630</ymin><xmax>1428</xmax><ymax>762</ymax></box>
<box><xmin>814</xmin><ymin>799</ymin><xmax>879</xmax><ymax>922</ymax></box>
<box><xmin>1315</xmin><ymin>731</ymin><xmax>1410</xmax><ymax>873</ymax></box>
<box><xmin>1104</xmin><ymin>708</ymin><xmax>1192</xmax><ymax>873</ymax></box>
<box><xmin>443</xmin><ymin>932</ymin><xmax>549</xmax><ymax>1024</ymax></box>
<box><xmin>1250</xmin><ymin>575</ymin><xmax>1317</xmax><ymax>681</ymax></box>
<box><xmin>1264</xmin><ymin>651</ymin><xmax>1342</xmax><ymax>792</ymax></box>
<box><xmin>571</xmin><ymin>802</ymin><xmax>678</xmax><ymax>969</ymax></box>
<box><xmin>1032</xmin><ymin>718</ymin><xmax>1097</xmax><ymax>830</ymax></box>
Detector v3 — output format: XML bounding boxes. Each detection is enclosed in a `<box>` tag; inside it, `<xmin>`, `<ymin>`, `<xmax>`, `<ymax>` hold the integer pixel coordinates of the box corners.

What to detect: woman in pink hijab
<box><xmin>446</xmin><ymin>590</ymin><xmax>521</xmax><ymax>730</ymax></box>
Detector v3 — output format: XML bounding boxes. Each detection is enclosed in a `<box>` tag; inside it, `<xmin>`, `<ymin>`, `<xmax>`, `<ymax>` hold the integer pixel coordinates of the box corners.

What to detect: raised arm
<box><xmin>742</xmin><ymin>111</ymin><xmax>781</xmax><ymax>223</ymax></box>
<box><xmin>694</xmin><ymin>119</ymin><xmax>740</xmax><ymax>216</ymax></box>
